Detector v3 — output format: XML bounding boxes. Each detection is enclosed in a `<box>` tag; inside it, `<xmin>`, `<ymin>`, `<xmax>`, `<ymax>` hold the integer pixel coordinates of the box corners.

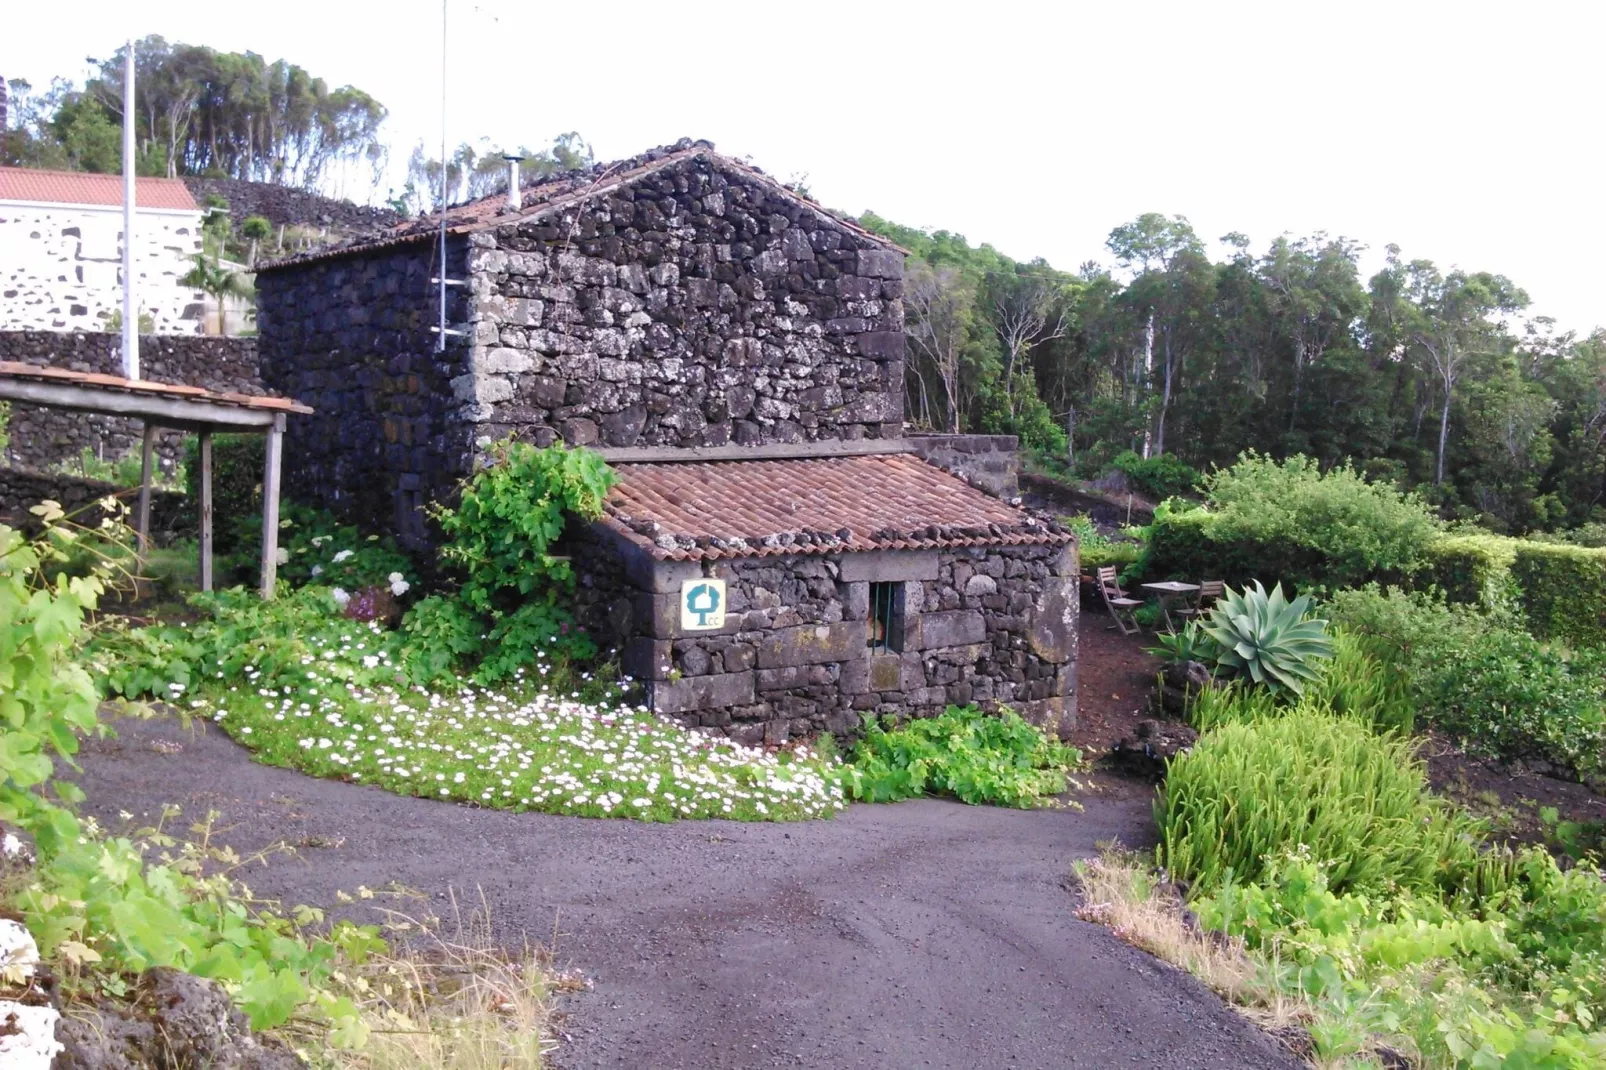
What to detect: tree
<box><xmin>904</xmin><ymin>259</ymin><xmax>974</xmax><ymax>433</ymax></box>
<box><xmin>9</xmin><ymin>38</ymin><xmax>391</xmax><ymax>189</ymax></box>
<box><xmin>401</xmin><ymin>133</ymin><xmax>596</xmax><ymax>212</ymax></box>
<box><xmin>239</xmin><ymin>216</ymin><xmax>273</xmax><ymax>268</ymax></box>
<box><xmin>179</xmin><ymin>255</ymin><xmax>252</xmax><ymax>336</ymax></box>
<box><xmin>1402</xmin><ymin>262</ymin><xmax>1529</xmax><ymax>484</ymax></box>
<box><xmin>986</xmin><ymin>270</ymin><xmax>1070</xmax><ymax>419</ymax></box>
<box><xmin>1258</xmin><ymin>234</ymin><xmax>1365</xmax><ymax>436</ymax></box>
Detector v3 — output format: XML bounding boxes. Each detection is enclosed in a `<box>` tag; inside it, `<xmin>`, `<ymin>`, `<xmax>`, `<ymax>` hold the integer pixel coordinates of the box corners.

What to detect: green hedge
<box><xmin>1142</xmin><ymin>507</ymin><xmax>1349</xmax><ymax>592</ymax></box>
<box><xmin>1420</xmin><ymin>534</ymin><xmax>1516</xmax><ymax>608</ymax></box>
<box><xmin>182</xmin><ymin>434</ymin><xmax>264</xmax><ymax>553</ymax></box>
<box><xmin>1155</xmin><ymin>515</ymin><xmax>1606</xmax><ymax>650</ymax></box>
<box><xmin>1512</xmin><ymin>542</ymin><xmax>1606</xmax><ymax>649</ymax></box>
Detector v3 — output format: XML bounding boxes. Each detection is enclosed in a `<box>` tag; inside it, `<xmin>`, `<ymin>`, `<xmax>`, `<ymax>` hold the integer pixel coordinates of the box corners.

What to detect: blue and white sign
<box><xmin>680</xmin><ymin>578</ymin><xmax>727</xmax><ymax>631</ymax></box>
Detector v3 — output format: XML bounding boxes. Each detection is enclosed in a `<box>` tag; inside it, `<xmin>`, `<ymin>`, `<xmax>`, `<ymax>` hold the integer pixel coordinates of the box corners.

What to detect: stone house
<box><xmin>254</xmin><ymin>139</ymin><xmax>1077</xmax><ymax>739</ymax></box>
<box><xmin>0</xmin><ymin>167</ymin><xmax>204</xmax><ymax>333</ymax></box>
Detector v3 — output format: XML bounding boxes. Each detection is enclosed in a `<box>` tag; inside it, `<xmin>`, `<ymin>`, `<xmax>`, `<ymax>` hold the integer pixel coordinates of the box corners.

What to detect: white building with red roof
<box><xmin>0</xmin><ymin>166</ymin><xmax>204</xmax><ymax>333</ymax></box>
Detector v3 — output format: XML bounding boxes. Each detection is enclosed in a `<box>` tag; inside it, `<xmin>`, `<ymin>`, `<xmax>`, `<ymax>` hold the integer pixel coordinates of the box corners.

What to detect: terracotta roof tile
<box><xmin>602</xmin><ymin>453</ymin><xmax>1069</xmax><ymax>561</ymax></box>
<box><xmin>0</xmin><ymin>167</ymin><xmax>198</xmax><ymax>211</ymax></box>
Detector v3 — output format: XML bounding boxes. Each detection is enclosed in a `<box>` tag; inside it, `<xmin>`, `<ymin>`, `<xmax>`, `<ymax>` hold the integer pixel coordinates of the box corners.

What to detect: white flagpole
<box><xmin>121</xmin><ymin>37</ymin><xmax>139</xmax><ymax>380</ymax></box>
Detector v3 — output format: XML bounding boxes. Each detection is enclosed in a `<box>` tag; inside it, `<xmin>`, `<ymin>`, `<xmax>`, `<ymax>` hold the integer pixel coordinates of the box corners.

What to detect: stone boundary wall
<box><xmin>571</xmin><ymin>534</ymin><xmax>1078</xmax><ymax>744</ymax></box>
<box><xmin>907</xmin><ymin>434</ymin><xmax>1020</xmax><ymax>500</ymax></box>
<box><xmin>0</xmin><ymin>331</ymin><xmax>262</xmax><ymax>471</ymax></box>
<box><xmin>182</xmin><ymin>178</ymin><xmax>406</xmax><ymax>240</ymax></box>
<box><xmin>0</xmin><ymin>467</ymin><xmax>185</xmax><ymax>542</ymax></box>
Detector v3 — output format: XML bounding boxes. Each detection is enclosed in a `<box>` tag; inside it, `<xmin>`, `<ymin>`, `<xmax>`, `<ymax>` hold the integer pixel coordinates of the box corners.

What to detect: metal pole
<box><xmin>437</xmin><ymin>0</ymin><xmax>448</xmax><ymax>353</ymax></box>
<box><xmin>121</xmin><ymin>37</ymin><xmax>139</xmax><ymax>380</ymax></box>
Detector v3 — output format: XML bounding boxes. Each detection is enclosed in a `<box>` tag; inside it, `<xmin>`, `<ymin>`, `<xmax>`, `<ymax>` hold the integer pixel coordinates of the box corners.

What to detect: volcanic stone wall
<box><xmin>0</xmin><ymin>331</ymin><xmax>261</xmax><ymax>472</ymax></box>
<box><xmin>0</xmin><ymin>467</ymin><xmax>185</xmax><ymax>542</ymax></box>
<box><xmin>454</xmin><ymin>153</ymin><xmax>906</xmax><ymax>452</ymax></box>
<box><xmin>254</xmin><ymin>239</ymin><xmax>471</xmax><ymax>544</ymax></box>
<box><xmin>572</xmin><ymin>537</ymin><xmax>1078</xmax><ymax>744</ymax></box>
<box><xmin>907</xmin><ymin>433</ymin><xmax>1021</xmax><ymax>500</ymax></box>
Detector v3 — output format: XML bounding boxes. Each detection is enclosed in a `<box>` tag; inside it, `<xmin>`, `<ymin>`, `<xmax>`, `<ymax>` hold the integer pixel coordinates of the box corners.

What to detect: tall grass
<box><xmin>1157</xmin><ymin>709</ymin><xmax>1486</xmax><ymax>898</ymax></box>
<box><xmin>1185</xmin><ymin>629</ymin><xmax>1412</xmax><ymax>736</ymax></box>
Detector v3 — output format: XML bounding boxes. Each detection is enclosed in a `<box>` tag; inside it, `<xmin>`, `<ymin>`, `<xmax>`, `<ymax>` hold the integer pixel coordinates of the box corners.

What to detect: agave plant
<box><xmin>1148</xmin><ymin>620</ymin><xmax>1222</xmax><ymax>665</ymax></box>
<box><xmin>1197</xmin><ymin>580</ymin><xmax>1335</xmax><ymax>693</ymax></box>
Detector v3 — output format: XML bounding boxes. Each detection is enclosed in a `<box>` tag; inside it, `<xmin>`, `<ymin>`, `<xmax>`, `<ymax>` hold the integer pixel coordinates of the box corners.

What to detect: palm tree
<box><xmin>179</xmin><ymin>254</ymin><xmax>253</xmax><ymax>336</ymax></box>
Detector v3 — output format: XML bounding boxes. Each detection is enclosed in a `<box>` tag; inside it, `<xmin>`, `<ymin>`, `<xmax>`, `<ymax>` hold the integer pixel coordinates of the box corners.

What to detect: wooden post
<box><xmin>198</xmin><ymin>429</ymin><xmax>213</xmax><ymax>592</ymax></box>
<box><xmin>259</xmin><ymin>414</ymin><xmax>284</xmax><ymax>599</ymax></box>
<box><xmin>136</xmin><ymin>422</ymin><xmax>156</xmax><ymax>555</ymax></box>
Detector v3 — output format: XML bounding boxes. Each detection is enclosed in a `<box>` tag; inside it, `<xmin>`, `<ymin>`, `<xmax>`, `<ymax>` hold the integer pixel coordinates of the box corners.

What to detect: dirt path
<box><xmin>72</xmin><ymin>716</ymin><xmax>1297</xmax><ymax>1070</ymax></box>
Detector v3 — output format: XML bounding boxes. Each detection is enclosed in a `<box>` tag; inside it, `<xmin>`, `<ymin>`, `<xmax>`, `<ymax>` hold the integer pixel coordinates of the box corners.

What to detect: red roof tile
<box><xmin>602</xmin><ymin>453</ymin><xmax>1069</xmax><ymax>561</ymax></box>
<box><xmin>0</xmin><ymin>167</ymin><xmax>198</xmax><ymax>211</ymax></box>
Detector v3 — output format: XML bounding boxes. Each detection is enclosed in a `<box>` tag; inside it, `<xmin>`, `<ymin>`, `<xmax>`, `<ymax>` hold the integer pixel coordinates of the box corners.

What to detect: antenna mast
<box><xmin>436</xmin><ymin>0</ymin><xmax>449</xmax><ymax>352</ymax></box>
<box><xmin>121</xmin><ymin>37</ymin><xmax>139</xmax><ymax>379</ymax></box>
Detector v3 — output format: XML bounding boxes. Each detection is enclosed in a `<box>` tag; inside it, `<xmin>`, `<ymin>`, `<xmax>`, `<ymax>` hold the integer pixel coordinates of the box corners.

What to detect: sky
<box><xmin>5</xmin><ymin>0</ymin><xmax>1602</xmax><ymax>332</ymax></box>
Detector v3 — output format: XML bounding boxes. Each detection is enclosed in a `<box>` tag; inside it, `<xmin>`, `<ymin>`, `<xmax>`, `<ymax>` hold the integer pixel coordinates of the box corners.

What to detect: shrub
<box><xmin>838</xmin><ymin>706</ymin><xmax>1081</xmax><ymax>808</ymax></box>
<box><xmin>1206</xmin><ymin>453</ymin><xmax>1441</xmax><ymax>590</ymax></box>
<box><xmin>1421</xmin><ymin>532</ymin><xmax>1517</xmax><ymax>608</ymax></box>
<box><xmin>183</xmin><ymin>433</ymin><xmax>263</xmax><ymax>553</ymax></box>
<box><xmin>1418</xmin><ymin>629</ymin><xmax>1606</xmax><ymax>773</ymax></box>
<box><xmin>1511</xmin><ymin>540</ymin><xmax>1606</xmax><ymax>648</ymax></box>
<box><xmin>1328</xmin><ymin>586</ymin><xmax>1606</xmax><ymax>775</ymax></box>
<box><xmin>1109</xmin><ymin>450</ymin><xmax>1200</xmax><ymax>500</ymax></box>
<box><xmin>406</xmin><ymin>440</ymin><xmax>618</xmax><ymax>684</ymax></box>
<box><xmin>1156</xmin><ymin>709</ymin><xmax>1485</xmax><ymax>898</ymax></box>
<box><xmin>1063</xmin><ymin>513</ymin><xmax>1142</xmax><ymax>572</ymax></box>
<box><xmin>256</xmin><ymin>502</ymin><xmax>417</xmax><ymax>597</ymax></box>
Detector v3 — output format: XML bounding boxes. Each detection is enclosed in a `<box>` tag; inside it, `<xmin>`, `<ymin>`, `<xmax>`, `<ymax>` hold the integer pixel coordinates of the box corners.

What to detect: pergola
<box><xmin>0</xmin><ymin>362</ymin><xmax>312</xmax><ymax>597</ymax></box>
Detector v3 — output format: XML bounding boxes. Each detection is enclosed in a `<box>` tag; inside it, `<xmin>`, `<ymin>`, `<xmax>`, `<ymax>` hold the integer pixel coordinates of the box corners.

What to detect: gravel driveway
<box><xmin>73</xmin><ymin>716</ymin><xmax>1298</xmax><ymax>1070</ymax></box>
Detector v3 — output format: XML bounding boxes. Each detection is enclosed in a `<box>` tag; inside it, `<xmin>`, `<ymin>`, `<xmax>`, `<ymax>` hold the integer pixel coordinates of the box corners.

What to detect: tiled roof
<box><xmin>0</xmin><ymin>362</ymin><xmax>311</xmax><ymax>414</ymax></box>
<box><xmin>0</xmin><ymin>167</ymin><xmax>198</xmax><ymax>210</ymax></box>
<box><xmin>259</xmin><ymin>138</ymin><xmax>903</xmax><ymax>270</ymax></box>
<box><xmin>601</xmin><ymin>453</ymin><xmax>1070</xmax><ymax>561</ymax></box>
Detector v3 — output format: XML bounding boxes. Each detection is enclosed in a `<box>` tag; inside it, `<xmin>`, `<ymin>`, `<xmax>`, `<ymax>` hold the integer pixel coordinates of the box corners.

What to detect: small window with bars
<box><xmin>868</xmin><ymin>581</ymin><xmax>903</xmax><ymax>654</ymax></box>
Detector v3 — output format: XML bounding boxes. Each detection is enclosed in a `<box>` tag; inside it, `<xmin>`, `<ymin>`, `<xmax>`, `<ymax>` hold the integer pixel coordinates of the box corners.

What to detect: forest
<box><xmin>862</xmin><ymin>211</ymin><xmax>1606</xmax><ymax>537</ymax></box>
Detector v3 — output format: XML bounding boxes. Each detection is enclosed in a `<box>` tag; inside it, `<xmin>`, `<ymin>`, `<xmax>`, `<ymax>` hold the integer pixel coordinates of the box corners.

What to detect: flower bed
<box><xmin>183</xmin><ymin>626</ymin><xmax>844</xmax><ymax>822</ymax></box>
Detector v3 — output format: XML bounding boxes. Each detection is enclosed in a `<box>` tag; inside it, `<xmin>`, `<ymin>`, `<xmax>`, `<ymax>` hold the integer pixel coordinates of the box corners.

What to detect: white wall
<box><xmin>0</xmin><ymin>200</ymin><xmax>205</xmax><ymax>333</ymax></box>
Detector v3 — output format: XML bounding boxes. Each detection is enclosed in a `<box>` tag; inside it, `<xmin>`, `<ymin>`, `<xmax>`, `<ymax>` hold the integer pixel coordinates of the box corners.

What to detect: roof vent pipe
<box><xmin>504</xmin><ymin>154</ymin><xmax>524</xmax><ymax>211</ymax></box>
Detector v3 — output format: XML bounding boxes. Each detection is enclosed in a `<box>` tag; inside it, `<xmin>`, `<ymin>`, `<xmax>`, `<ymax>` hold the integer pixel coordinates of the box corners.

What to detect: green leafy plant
<box><xmin>1195</xmin><ymin>580</ymin><xmax>1335</xmax><ymax>693</ymax></box>
<box><xmin>412</xmin><ymin>440</ymin><xmax>617</xmax><ymax>684</ymax></box>
<box><xmin>0</xmin><ymin>505</ymin><xmax>379</xmax><ymax>1039</ymax></box>
<box><xmin>1142</xmin><ymin>453</ymin><xmax>1443</xmax><ymax>592</ymax></box>
<box><xmin>838</xmin><ymin>705</ymin><xmax>1081</xmax><ymax>808</ymax></box>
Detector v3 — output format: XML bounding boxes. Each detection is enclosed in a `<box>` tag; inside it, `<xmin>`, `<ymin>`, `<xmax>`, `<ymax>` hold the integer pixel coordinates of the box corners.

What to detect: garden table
<box><xmin>1141</xmin><ymin>580</ymin><xmax>1201</xmax><ymax>633</ymax></box>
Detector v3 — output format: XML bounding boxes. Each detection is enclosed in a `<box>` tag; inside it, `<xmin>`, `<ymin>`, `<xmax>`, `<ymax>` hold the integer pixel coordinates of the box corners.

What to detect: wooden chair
<box><xmin>1174</xmin><ymin>580</ymin><xmax>1225</xmax><ymax>622</ymax></box>
<box><xmin>1096</xmin><ymin>566</ymin><xmax>1143</xmax><ymax>635</ymax></box>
